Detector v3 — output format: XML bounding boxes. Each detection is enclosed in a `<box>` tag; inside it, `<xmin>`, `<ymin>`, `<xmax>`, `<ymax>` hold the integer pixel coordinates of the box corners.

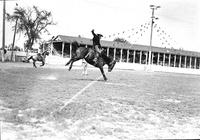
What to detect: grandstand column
<box><xmin>70</xmin><ymin>43</ymin><xmax>72</xmax><ymax>58</ymax></box>
<box><xmin>133</xmin><ymin>50</ymin><xmax>136</xmax><ymax>63</ymax></box>
<box><xmin>114</xmin><ymin>48</ymin><xmax>116</xmax><ymax>60</ymax></box>
<box><xmin>189</xmin><ymin>57</ymin><xmax>192</xmax><ymax>68</ymax></box>
<box><xmin>139</xmin><ymin>51</ymin><xmax>142</xmax><ymax>64</ymax></box>
<box><xmin>107</xmin><ymin>48</ymin><xmax>109</xmax><ymax>56</ymax></box>
<box><xmin>157</xmin><ymin>53</ymin><xmax>160</xmax><ymax>65</ymax></box>
<box><xmin>163</xmin><ymin>53</ymin><xmax>166</xmax><ymax>66</ymax></box>
<box><xmin>168</xmin><ymin>54</ymin><xmax>171</xmax><ymax>66</ymax></box>
<box><xmin>184</xmin><ymin>56</ymin><xmax>187</xmax><ymax>68</ymax></box>
<box><xmin>127</xmin><ymin>50</ymin><xmax>129</xmax><ymax>63</ymax></box>
<box><xmin>194</xmin><ymin>57</ymin><xmax>197</xmax><ymax>69</ymax></box>
<box><xmin>174</xmin><ymin>55</ymin><xmax>176</xmax><ymax>67</ymax></box>
<box><xmin>145</xmin><ymin>52</ymin><xmax>148</xmax><ymax>64</ymax></box>
<box><xmin>179</xmin><ymin>55</ymin><xmax>182</xmax><ymax>68</ymax></box>
<box><xmin>62</xmin><ymin>42</ymin><xmax>64</xmax><ymax>57</ymax></box>
<box><xmin>120</xmin><ymin>49</ymin><xmax>123</xmax><ymax>62</ymax></box>
<box><xmin>151</xmin><ymin>53</ymin><xmax>154</xmax><ymax>64</ymax></box>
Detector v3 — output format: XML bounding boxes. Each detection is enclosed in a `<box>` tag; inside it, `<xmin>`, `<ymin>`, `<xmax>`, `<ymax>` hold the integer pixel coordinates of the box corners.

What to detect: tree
<box><xmin>113</xmin><ymin>37</ymin><xmax>130</xmax><ymax>44</ymax></box>
<box><xmin>7</xmin><ymin>5</ymin><xmax>55</xmax><ymax>55</ymax></box>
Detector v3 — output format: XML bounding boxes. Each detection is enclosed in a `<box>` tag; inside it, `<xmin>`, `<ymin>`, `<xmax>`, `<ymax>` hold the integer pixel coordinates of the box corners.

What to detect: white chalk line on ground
<box><xmin>105</xmin><ymin>82</ymin><xmax>135</xmax><ymax>87</ymax></box>
<box><xmin>58</xmin><ymin>75</ymin><xmax>103</xmax><ymax>112</ymax></box>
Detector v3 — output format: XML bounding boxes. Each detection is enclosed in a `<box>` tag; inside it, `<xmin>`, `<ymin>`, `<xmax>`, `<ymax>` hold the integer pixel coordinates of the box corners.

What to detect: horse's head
<box><xmin>42</xmin><ymin>51</ymin><xmax>50</xmax><ymax>56</ymax></box>
<box><xmin>72</xmin><ymin>41</ymin><xmax>80</xmax><ymax>48</ymax></box>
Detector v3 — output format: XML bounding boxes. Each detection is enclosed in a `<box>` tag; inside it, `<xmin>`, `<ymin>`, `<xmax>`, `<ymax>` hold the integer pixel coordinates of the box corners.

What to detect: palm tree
<box><xmin>7</xmin><ymin>6</ymin><xmax>55</xmax><ymax>56</ymax></box>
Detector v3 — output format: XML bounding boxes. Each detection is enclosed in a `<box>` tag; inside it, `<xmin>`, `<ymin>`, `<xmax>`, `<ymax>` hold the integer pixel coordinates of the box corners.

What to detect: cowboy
<box><xmin>91</xmin><ymin>29</ymin><xmax>103</xmax><ymax>63</ymax></box>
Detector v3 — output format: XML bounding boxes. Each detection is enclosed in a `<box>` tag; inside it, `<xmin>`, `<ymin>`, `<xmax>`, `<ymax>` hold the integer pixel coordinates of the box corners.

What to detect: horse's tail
<box><xmin>101</xmin><ymin>51</ymin><xmax>112</xmax><ymax>64</ymax></box>
<box><xmin>27</xmin><ymin>56</ymin><xmax>33</xmax><ymax>61</ymax></box>
<box><xmin>22</xmin><ymin>56</ymin><xmax>33</xmax><ymax>63</ymax></box>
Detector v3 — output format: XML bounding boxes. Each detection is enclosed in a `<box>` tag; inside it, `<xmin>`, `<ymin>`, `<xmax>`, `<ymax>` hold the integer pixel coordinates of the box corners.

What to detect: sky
<box><xmin>0</xmin><ymin>0</ymin><xmax>200</xmax><ymax>52</ymax></box>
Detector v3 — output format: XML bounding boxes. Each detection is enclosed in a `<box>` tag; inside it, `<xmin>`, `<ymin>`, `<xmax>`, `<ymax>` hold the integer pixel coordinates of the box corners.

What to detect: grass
<box><xmin>0</xmin><ymin>62</ymin><xmax>200</xmax><ymax>139</ymax></box>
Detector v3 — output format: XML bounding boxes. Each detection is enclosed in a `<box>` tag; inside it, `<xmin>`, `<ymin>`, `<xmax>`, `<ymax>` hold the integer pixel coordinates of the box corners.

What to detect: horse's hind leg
<box><xmin>68</xmin><ymin>61</ymin><xmax>74</xmax><ymax>71</ymax></box>
<box><xmin>99</xmin><ymin>67</ymin><xmax>107</xmax><ymax>81</ymax></box>
<box><xmin>68</xmin><ymin>58</ymin><xmax>81</xmax><ymax>71</ymax></box>
<box><xmin>65</xmin><ymin>59</ymin><xmax>72</xmax><ymax>66</ymax></box>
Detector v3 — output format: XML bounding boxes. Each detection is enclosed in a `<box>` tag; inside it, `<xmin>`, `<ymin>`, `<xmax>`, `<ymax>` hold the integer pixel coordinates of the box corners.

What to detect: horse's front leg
<box><xmin>40</xmin><ymin>61</ymin><xmax>45</xmax><ymax>67</ymax></box>
<box><xmin>33</xmin><ymin>61</ymin><xmax>37</xmax><ymax>68</ymax></box>
<box><xmin>99</xmin><ymin>67</ymin><xmax>107</xmax><ymax>81</ymax></box>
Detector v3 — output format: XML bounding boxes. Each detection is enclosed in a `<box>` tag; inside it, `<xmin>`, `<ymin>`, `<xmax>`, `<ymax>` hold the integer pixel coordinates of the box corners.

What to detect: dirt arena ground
<box><xmin>1</xmin><ymin>62</ymin><xmax>200</xmax><ymax>139</ymax></box>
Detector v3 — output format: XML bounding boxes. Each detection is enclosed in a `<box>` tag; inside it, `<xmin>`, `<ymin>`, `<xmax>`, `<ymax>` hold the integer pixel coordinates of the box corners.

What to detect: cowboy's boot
<box><xmin>94</xmin><ymin>57</ymin><xmax>98</xmax><ymax>63</ymax></box>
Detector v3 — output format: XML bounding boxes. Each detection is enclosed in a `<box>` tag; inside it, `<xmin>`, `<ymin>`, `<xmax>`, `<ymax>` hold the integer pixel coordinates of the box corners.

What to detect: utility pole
<box><xmin>148</xmin><ymin>5</ymin><xmax>160</xmax><ymax>67</ymax></box>
<box><xmin>11</xmin><ymin>3</ymin><xmax>18</xmax><ymax>61</ymax></box>
<box><xmin>1</xmin><ymin>0</ymin><xmax>6</xmax><ymax>62</ymax></box>
<box><xmin>1</xmin><ymin>0</ymin><xmax>18</xmax><ymax>62</ymax></box>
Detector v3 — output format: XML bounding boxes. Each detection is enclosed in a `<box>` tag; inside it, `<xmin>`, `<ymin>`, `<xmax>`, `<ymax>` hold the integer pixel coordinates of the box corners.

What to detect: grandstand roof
<box><xmin>53</xmin><ymin>35</ymin><xmax>200</xmax><ymax>57</ymax></box>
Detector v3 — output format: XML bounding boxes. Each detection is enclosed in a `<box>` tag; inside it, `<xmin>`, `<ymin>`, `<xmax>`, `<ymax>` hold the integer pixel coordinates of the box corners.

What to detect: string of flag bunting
<box><xmin>103</xmin><ymin>21</ymin><xmax>181</xmax><ymax>49</ymax></box>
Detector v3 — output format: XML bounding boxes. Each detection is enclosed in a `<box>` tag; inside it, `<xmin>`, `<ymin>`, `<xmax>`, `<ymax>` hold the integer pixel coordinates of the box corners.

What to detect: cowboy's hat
<box><xmin>97</xmin><ymin>34</ymin><xmax>103</xmax><ymax>37</ymax></box>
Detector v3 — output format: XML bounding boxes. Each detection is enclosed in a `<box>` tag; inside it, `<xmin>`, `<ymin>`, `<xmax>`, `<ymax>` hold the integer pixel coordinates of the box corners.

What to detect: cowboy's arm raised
<box><xmin>91</xmin><ymin>29</ymin><xmax>97</xmax><ymax>37</ymax></box>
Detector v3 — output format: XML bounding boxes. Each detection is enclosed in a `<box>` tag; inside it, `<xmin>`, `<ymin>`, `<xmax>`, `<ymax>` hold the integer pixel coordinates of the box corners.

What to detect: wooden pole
<box><xmin>1</xmin><ymin>0</ymin><xmax>6</xmax><ymax>62</ymax></box>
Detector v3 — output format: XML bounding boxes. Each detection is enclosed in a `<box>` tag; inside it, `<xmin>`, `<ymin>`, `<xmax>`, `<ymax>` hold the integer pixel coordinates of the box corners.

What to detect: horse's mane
<box><xmin>41</xmin><ymin>50</ymin><xmax>47</xmax><ymax>55</ymax></box>
<box><xmin>41</xmin><ymin>50</ymin><xmax>49</xmax><ymax>56</ymax></box>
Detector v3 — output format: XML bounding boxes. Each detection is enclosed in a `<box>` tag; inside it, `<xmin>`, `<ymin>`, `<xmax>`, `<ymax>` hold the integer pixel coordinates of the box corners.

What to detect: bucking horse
<box><xmin>65</xmin><ymin>41</ymin><xmax>116</xmax><ymax>81</ymax></box>
<box><xmin>23</xmin><ymin>51</ymin><xmax>49</xmax><ymax>68</ymax></box>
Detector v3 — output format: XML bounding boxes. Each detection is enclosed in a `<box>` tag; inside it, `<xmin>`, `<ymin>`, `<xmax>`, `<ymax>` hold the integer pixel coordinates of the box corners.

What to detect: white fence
<box><xmin>0</xmin><ymin>51</ymin><xmax>37</xmax><ymax>62</ymax></box>
<box><xmin>45</xmin><ymin>55</ymin><xmax>200</xmax><ymax>75</ymax></box>
<box><xmin>1</xmin><ymin>52</ymin><xmax>200</xmax><ymax>75</ymax></box>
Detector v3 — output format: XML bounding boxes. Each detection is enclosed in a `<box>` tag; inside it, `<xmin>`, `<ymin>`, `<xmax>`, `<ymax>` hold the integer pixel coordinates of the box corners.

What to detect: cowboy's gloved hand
<box><xmin>91</xmin><ymin>29</ymin><xmax>94</xmax><ymax>32</ymax></box>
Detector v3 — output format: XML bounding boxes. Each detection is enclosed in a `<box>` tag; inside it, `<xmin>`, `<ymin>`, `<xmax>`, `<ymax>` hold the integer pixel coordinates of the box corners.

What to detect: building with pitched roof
<box><xmin>45</xmin><ymin>35</ymin><xmax>200</xmax><ymax>74</ymax></box>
